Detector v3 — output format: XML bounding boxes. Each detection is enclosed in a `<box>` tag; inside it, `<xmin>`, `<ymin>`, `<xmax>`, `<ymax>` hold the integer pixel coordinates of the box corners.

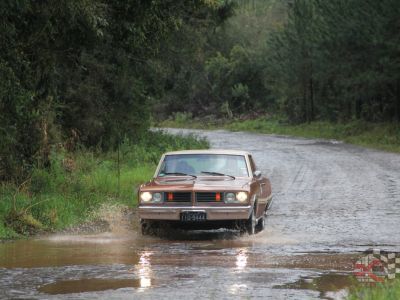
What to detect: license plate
<box><xmin>180</xmin><ymin>211</ymin><xmax>207</xmax><ymax>222</ymax></box>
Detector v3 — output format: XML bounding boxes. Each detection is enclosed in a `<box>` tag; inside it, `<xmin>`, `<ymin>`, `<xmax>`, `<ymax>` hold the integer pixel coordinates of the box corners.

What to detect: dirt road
<box><xmin>1</xmin><ymin>128</ymin><xmax>399</xmax><ymax>299</ymax></box>
<box><xmin>182</xmin><ymin>128</ymin><xmax>400</xmax><ymax>252</ymax></box>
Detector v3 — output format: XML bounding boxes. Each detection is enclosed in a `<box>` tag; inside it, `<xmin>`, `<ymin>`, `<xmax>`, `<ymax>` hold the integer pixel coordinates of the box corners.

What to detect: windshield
<box><xmin>158</xmin><ymin>154</ymin><xmax>249</xmax><ymax>177</ymax></box>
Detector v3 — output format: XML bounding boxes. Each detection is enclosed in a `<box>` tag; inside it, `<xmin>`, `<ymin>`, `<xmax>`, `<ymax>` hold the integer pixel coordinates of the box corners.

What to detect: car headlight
<box><xmin>225</xmin><ymin>192</ymin><xmax>236</xmax><ymax>203</ymax></box>
<box><xmin>236</xmin><ymin>192</ymin><xmax>248</xmax><ymax>202</ymax></box>
<box><xmin>140</xmin><ymin>192</ymin><xmax>152</xmax><ymax>202</ymax></box>
<box><xmin>152</xmin><ymin>192</ymin><xmax>163</xmax><ymax>203</ymax></box>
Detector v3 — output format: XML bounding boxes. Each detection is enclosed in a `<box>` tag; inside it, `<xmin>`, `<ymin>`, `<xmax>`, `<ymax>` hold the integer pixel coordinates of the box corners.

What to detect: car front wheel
<box><xmin>241</xmin><ymin>209</ymin><xmax>256</xmax><ymax>235</ymax></box>
<box><xmin>255</xmin><ymin>214</ymin><xmax>265</xmax><ymax>233</ymax></box>
<box><xmin>141</xmin><ymin>220</ymin><xmax>158</xmax><ymax>236</ymax></box>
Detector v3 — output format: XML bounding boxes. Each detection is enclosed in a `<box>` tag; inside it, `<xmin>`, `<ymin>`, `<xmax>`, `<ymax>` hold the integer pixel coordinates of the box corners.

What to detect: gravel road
<box><xmin>169</xmin><ymin>128</ymin><xmax>400</xmax><ymax>252</ymax></box>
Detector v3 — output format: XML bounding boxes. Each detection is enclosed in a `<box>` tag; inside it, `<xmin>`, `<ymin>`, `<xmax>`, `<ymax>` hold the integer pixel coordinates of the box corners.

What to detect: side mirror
<box><xmin>253</xmin><ymin>170</ymin><xmax>261</xmax><ymax>178</ymax></box>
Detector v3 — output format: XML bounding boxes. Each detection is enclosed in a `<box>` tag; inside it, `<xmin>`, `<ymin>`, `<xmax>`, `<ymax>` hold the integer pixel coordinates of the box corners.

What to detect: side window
<box><xmin>248</xmin><ymin>155</ymin><xmax>257</xmax><ymax>173</ymax></box>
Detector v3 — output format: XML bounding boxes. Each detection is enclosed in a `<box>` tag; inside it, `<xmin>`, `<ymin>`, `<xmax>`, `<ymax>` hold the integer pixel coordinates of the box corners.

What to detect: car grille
<box><xmin>195</xmin><ymin>192</ymin><xmax>223</xmax><ymax>202</ymax></box>
<box><xmin>164</xmin><ymin>192</ymin><xmax>192</xmax><ymax>202</ymax></box>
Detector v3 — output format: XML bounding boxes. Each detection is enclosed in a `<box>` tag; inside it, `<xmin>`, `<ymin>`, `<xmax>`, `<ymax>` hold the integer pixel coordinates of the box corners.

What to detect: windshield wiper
<box><xmin>161</xmin><ymin>172</ymin><xmax>197</xmax><ymax>178</ymax></box>
<box><xmin>200</xmin><ymin>171</ymin><xmax>235</xmax><ymax>180</ymax></box>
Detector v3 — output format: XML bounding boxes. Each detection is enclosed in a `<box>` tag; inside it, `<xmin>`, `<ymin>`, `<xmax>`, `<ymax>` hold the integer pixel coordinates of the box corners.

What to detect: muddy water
<box><xmin>1</xmin><ymin>128</ymin><xmax>399</xmax><ymax>299</ymax></box>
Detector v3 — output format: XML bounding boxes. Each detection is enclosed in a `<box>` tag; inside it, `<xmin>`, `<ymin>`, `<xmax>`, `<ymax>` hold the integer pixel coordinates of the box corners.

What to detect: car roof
<box><xmin>163</xmin><ymin>149</ymin><xmax>250</xmax><ymax>156</ymax></box>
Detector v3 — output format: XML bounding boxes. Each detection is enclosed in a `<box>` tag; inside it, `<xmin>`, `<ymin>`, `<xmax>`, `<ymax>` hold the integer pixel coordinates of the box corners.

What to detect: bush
<box><xmin>0</xmin><ymin>130</ymin><xmax>209</xmax><ymax>239</ymax></box>
<box><xmin>173</xmin><ymin>112</ymin><xmax>193</xmax><ymax>124</ymax></box>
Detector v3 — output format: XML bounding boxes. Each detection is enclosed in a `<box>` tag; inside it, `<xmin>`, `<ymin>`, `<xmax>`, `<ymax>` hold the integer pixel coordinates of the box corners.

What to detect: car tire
<box><xmin>255</xmin><ymin>214</ymin><xmax>265</xmax><ymax>233</ymax></box>
<box><xmin>242</xmin><ymin>209</ymin><xmax>256</xmax><ymax>235</ymax></box>
<box><xmin>141</xmin><ymin>220</ymin><xmax>157</xmax><ymax>236</ymax></box>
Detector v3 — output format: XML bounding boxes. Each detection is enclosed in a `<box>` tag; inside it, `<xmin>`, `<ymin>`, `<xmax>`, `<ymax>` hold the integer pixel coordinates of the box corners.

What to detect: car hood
<box><xmin>140</xmin><ymin>177</ymin><xmax>252</xmax><ymax>192</ymax></box>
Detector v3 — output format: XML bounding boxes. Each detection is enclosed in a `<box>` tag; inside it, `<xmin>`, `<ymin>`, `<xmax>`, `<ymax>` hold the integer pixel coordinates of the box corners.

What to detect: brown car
<box><xmin>138</xmin><ymin>150</ymin><xmax>272</xmax><ymax>235</ymax></box>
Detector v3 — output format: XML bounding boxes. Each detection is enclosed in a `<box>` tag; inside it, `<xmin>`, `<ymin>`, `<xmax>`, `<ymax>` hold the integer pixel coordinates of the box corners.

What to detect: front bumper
<box><xmin>138</xmin><ymin>205</ymin><xmax>252</xmax><ymax>221</ymax></box>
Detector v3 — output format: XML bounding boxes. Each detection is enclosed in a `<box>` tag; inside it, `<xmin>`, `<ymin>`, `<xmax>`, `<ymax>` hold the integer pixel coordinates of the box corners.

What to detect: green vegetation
<box><xmin>227</xmin><ymin>119</ymin><xmax>400</xmax><ymax>153</ymax></box>
<box><xmin>348</xmin><ymin>280</ymin><xmax>400</xmax><ymax>300</ymax></box>
<box><xmin>2</xmin><ymin>1</ymin><xmax>399</xmax><ymax>179</ymax></box>
<box><xmin>154</xmin><ymin>0</ymin><xmax>400</xmax><ymax>138</ymax></box>
<box><xmin>0</xmin><ymin>0</ymin><xmax>229</xmax><ymax>181</ymax></box>
<box><xmin>265</xmin><ymin>0</ymin><xmax>400</xmax><ymax>124</ymax></box>
<box><xmin>0</xmin><ymin>0</ymin><xmax>218</xmax><ymax>239</ymax></box>
<box><xmin>0</xmin><ymin>131</ymin><xmax>208</xmax><ymax>239</ymax></box>
<box><xmin>160</xmin><ymin>116</ymin><xmax>400</xmax><ymax>153</ymax></box>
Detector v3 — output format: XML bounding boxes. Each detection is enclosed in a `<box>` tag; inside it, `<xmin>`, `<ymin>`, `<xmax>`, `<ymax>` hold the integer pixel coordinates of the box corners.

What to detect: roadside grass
<box><xmin>159</xmin><ymin>116</ymin><xmax>400</xmax><ymax>153</ymax></box>
<box><xmin>348</xmin><ymin>280</ymin><xmax>400</xmax><ymax>300</ymax></box>
<box><xmin>0</xmin><ymin>131</ymin><xmax>208</xmax><ymax>239</ymax></box>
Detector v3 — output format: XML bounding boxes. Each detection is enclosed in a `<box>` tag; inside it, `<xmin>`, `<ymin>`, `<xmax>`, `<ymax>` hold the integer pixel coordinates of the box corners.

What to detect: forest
<box><xmin>2</xmin><ymin>0</ymin><xmax>400</xmax><ymax>182</ymax></box>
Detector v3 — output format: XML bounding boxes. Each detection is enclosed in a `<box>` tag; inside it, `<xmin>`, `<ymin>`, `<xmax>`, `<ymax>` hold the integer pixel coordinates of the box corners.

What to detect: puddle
<box><xmin>276</xmin><ymin>273</ymin><xmax>358</xmax><ymax>299</ymax></box>
<box><xmin>0</xmin><ymin>236</ymin><xmax>141</xmax><ymax>268</ymax></box>
<box><xmin>38</xmin><ymin>278</ymin><xmax>154</xmax><ymax>295</ymax></box>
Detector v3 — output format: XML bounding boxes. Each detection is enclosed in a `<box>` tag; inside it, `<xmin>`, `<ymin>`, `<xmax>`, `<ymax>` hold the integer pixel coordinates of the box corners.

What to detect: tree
<box><xmin>0</xmin><ymin>0</ymin><xmax>225</xmax><ymax>181</ymax></box>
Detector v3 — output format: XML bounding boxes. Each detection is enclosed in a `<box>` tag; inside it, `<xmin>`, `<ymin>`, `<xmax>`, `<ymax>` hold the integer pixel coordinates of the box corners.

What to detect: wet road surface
<box><xmin>1</xmin><ymin>128</ymin><xmax>399</xmax><ymax>299</ymax></box>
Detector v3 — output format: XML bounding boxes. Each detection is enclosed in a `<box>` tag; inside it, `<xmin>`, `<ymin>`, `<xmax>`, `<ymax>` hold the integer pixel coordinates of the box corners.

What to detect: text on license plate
<box><xmin>180</xmin><ymin>211</ymin><xmax>207</xmax><ymax>222</ymax></box>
